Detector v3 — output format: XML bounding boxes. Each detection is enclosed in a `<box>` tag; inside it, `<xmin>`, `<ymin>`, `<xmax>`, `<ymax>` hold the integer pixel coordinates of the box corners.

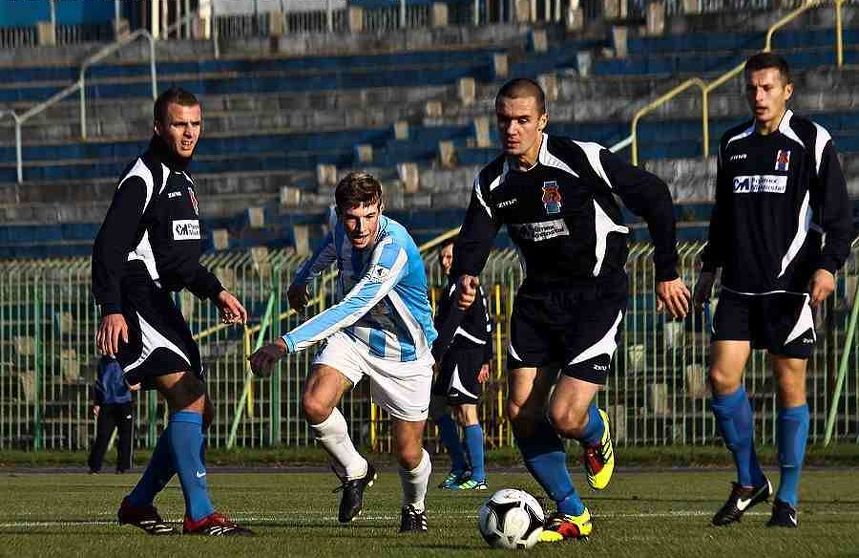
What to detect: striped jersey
<box><xmin>701</xmin><ymin>109</ymin><xmax>853</xmax><ymax>293</ymax></box>
<box><xmin>283</xmin><ymin>215</ymin><xmax>437</xmax><ymax>362</ymax></box>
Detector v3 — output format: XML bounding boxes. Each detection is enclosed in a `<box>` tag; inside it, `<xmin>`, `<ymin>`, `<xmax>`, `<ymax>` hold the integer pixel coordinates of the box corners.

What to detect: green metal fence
<box><xmin>0</xmin><ymin>241</ymin><xmax>857</xmax><ymax>451</ymax></box>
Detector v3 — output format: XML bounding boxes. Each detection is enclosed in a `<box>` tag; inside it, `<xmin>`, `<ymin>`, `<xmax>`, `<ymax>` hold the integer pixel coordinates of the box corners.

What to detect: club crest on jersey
<box><xmin>541</xmin><ymin>181</ymin><xmax>562</xmax><ymax>215</ymax></box>
<box><xmin>187</xmin><ymin>187</ymin><xmax>199</xmax><ymax>215</ymax></box>
<box><xmin>775</xmin><ymin>149</ymin><xmax>791</xmax><ymax>172</ymax></box>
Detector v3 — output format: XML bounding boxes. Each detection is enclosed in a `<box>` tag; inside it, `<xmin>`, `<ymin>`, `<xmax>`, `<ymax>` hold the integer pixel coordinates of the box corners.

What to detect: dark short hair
<box><xmin>438</xmin><ymin>237</ymin><xmax>455</xmax><ymax>254</ymax></box>
<box><xmin>334</xmin><ymin>171</ymin><xmax>383</xmax><ymax>212</ymax></box>
<box><xmin>495</xmin><ymin>78</ymin><xmax>546</xmax><ymax>114</ymax></box>
<box><xmin>154</xmin><ymin>87</ymin><xmax>200</xmax><ymax>125</ymax></box>
<box><xmin>745</xmin><ymin>52</ymin><xmax>792</xmax><ymax>85</ymax></box>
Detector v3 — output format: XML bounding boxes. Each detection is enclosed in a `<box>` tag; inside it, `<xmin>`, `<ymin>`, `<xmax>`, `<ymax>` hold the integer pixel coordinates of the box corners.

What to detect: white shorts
<box><xmin>313</xmin><ymin>331</ymin><xmax>434</xmax><ymax>421</ymax></box>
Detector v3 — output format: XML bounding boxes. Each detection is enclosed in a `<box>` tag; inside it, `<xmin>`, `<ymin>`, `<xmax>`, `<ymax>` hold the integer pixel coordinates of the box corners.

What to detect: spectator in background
<box><xmin>88</xmin><ymin>356</ymin><xmax>139</xmax><ymax>474</ymax></box>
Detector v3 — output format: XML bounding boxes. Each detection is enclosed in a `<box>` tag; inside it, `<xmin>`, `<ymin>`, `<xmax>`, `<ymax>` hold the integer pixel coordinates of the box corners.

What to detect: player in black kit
<box><xmin>92</xmin><ymin>88</ymin><xmax>253</xmax><ymax>536</ymax></box>
<box><xmin>694</xmin><ymin>53</ymin><xmax>852</xmax><ymax>529</ymax></box>
<box><xmin>430</xmin><ymin>239</ymin><xmax>492</xmax><ymax>491</ymax></box>
<box><xmin>450</xmin><ymin>78</ymin><xmax>691</xmax><ymax>541</ymax></box>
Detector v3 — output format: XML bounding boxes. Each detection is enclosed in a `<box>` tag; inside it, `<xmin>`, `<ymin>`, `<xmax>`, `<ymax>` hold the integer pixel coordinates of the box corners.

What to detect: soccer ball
<box><xmin>477</xmin><ymin>488</ymin><xmax>544</xmax><ymax>549</ymax></box>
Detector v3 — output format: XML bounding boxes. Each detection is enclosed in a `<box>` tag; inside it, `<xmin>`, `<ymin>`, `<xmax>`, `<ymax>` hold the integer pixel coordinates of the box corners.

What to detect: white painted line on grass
<box><xmin>2</xmin><ymin>509</ymin><xmax>858</xmax><ymax>530</ymax></box>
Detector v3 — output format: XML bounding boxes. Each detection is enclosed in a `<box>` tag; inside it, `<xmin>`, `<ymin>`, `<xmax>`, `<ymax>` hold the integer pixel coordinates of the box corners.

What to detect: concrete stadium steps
<box><xmin>0</xmin><ymin>123</ymin><xmax>473</xmax><ymax>183</ymax></box>
<box><xmin>0</xmin><ymin>47</ymin><xmax>503</xmax><ymax>107</ymax></box>
<box><xmin>456</xmin><ymin>111</ymin><xmax>859</xmax><ymax>166</ymax></box>
<box><xmin>430</xmin><ymin>65</ymin><xmax>859</xmax><ymax>127</ymax></box>
<box><xmin>1</xmin><ymin>85</ymin><xmax>452</xmax><ymax>143</ymax></box>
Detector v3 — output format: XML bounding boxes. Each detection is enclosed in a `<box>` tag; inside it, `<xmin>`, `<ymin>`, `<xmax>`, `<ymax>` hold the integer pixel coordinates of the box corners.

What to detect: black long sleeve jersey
<box><xmin>434</xmin><ymin>283</ymin><xmax>493</xmax><ymax>363</ymax></box>
<box><xmin>701</xmin><ymin>110</ymin><xmax>853</xmax><ymax>294</ymax></box>
<box><xmin>451</xmin><ymin>134</ymin><xmax>679</xmax><ymax>285</ymax></box>
<box><xmin>92</xmin><ymin>137</ymin><xmax>223</xmax><ymax>315</ymax></box>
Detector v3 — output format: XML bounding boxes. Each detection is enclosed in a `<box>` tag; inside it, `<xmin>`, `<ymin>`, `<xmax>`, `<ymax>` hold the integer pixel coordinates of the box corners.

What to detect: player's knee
<box><xmin>301</xmin><ymin>393</ymin><xmax>332</xmax><ymax>424</ymax></box>
<box><xmin>396</xmin><ymin>446</ymin><xmax>423</xmax><ymax>470</ymax></box>
<box><xmin>548</xmin><ymin>406</ymin><xmax>587</xmax><ymax>438</ymax></box>
<box><xmin>708</xmin><ymin>366</ymin><xmax>740</xmax><ymax>395</ymax></box>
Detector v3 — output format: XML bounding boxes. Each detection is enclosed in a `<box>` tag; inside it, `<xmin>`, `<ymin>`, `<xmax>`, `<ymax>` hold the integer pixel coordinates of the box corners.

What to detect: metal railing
<box><xmin>624</xmin><ymin>0</ymin><xmax>846</xmax><ymax>165</ymax></box>
<box><xmin>1</xmin><ymin>238</ymin><xmax>858</xmax><ymax>451</ymax></box>
<box><xmin>7</xmin><ymin>28</ymin><xmax>157</xmax><ymax>184</ymax></box>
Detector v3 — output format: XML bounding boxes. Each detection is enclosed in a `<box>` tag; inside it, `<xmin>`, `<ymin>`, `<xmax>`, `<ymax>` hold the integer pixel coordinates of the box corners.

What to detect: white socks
<box><xmin>311</xmin><ymin>407</ymin><xmax>368</xmax><ymax>480</ymax></box>
<box><xmin>399</xmin><ymin>448</ymin><xmax>431</xmax><ymax>512</ymax></box>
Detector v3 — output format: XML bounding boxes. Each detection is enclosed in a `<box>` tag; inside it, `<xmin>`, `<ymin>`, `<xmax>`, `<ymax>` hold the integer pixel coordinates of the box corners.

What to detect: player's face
<box><xmin>341</xmin><ymin>201</ymin><xmax>381</xmax><ymax>250</ymax></box>
<box><xmin>745</xmin><ymin>67</ymin><xmax>793</xmax><ymax>133</ymax></box>
<box><xmin>495</xmin><ymin>96</ymin><xmax>547</xmax><ymax>164</ymax></box>
<box><xmin>155</xmin><ymin>102</ymin><xmax>202</xmax><ymax>159</ymax></box>
<box><xmin>438</xmin><ymin>244</ymin><xmax>453</xmax><ymax>276</ymax></box>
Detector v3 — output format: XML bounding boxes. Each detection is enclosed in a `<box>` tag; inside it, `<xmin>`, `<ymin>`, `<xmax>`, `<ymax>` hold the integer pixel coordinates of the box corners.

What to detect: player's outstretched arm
<box><xmin>248</xmin><ymin>338</ymin><xmax>288</xmax><ymax>377</ymax></box>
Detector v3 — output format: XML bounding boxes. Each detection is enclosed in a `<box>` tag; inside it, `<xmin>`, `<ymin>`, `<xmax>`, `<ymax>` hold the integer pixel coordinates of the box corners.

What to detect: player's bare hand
<box><xmin>216</xmin><ymin>290</ymin><xmax>248</xmax><ymax>325</ymax></box>
<box><xmin>92</xmin><ymin>405</ymin><xmax>100</xmax><ymax>417</ymax></box>
<box><xmin>248</xmin><ymin>338</ymin><xmax>288</xmax><ymax>377</ymax></box>
<box><xmin>477</xmin><ymin>364</ymin><xmax>490</xmax><ymax>384</ymax></box>
<box><xmin>128</xmin><ymin>383</ymin><xmax>141</xmax><ymax>392</ymax></box>
<box><xmin>656</xmin><ymin>278</ymin><xmax>691</xmax><ymax>320</ymax></box>
<box><xmin>456</xmin><ymin>275</ymin><xmax>480</xmax><ymax>310</ymax></box>
<box><xmin>97</xmin><ymin>313</ymin><xmax>129</xmax><ymax>357</ymax></box>
<box><xmin>809</xmin><ymin>268</ymin><xmax>836</xmax><ymax>307</ymax></box>
<box><xmin>287</xmin><ymin>283</ymin><xmax>310</xmax><ymax>312</ymax></box>
<box><xmin>693</xmin><ymin>271</ymin><xmax>716</xmax><ymax>309</ymax></box>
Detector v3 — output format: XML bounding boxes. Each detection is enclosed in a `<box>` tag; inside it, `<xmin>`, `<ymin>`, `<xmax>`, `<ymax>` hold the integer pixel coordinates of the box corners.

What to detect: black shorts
<box><xmin>508</xmin><ymin>276</ymin><xmax>627</xmax><ymax>384</ymax></box>
<box><xmin>432</xmin><ymin>347</ymin><xmax>485</xmax><ymax>405</ymax></box>
<box><xmin>712</xmin><ymin>289</ymin><xmax>815</xmax><ymax>359</ymax></box>
<box><xmin>116</xmin><ymin>276</ymin><xmax>203</xmax><ymax>389</ymax></box>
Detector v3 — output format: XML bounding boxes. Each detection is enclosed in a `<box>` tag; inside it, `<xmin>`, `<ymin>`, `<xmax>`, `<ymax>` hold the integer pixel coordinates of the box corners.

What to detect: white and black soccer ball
<box><xmin>478</xmin><ymin>488</ymin><xmax>544</xmax><ymax>549</ymax></box>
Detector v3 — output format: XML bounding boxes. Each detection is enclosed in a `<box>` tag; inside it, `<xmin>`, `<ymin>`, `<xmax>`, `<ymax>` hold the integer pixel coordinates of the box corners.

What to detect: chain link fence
<box><xmin>1</xmin><ymin>241</ymin><xmax>856</xmax><ymax>452</ymax></box>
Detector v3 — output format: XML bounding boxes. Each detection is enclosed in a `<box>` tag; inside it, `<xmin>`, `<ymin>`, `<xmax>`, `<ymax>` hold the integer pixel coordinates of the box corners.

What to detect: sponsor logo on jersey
<box><xmin>172</xmin><ymin>219</ymin><xmax>201</xmax><ymax>240</ymax></box>
<box><xmin>732</xmin><ymin>175</ymin><xmax>788</xmax><ymax>194</ymax></box>
<box><xmin>510</xmin><ymin>219</ymin><xmax>570</xmax><ymax>242</ymax></box>
<box><xmin>187</xmin><ymin>187</ymin><xmax>199</xmax><ymax>215</ymax></box>
<box><xmin>729</xmin><ymin>153</ymin><xmax>747</xmax><ymax>161</ymax></box>
<box><xmin>367</xmin><ymin>264</ymin><xmax>390</xmax><ymax>283</ymax></box>
<box><xmin>497</xmin><ymin>198</ymin><xmax>518</xmax><ymax>209</ymax></box>
<box><xmin>167</xmin><ymin>190</ymin><xmax>182</xmax><ymax>199</ymax></box>
<box><xmin>775</xmin><ymin>149</ymin><xmax>791</xmax><ymax>172</ymax></box>
<box><xmin>541</xmin><ymin>181</ymin><xmax>562</xmax><ymax>215</ymax></box>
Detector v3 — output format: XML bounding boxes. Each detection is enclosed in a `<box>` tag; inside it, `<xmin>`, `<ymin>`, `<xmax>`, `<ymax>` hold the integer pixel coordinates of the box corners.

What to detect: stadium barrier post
<box><xmin>227</xmin><ymin>293</ymin><xmax>275</xmax><ymax>449</ymax></box>
<box><xmin>824</xmin><ymin>274</ymin><xmax>859</xmax><ymax>445</ymax></box>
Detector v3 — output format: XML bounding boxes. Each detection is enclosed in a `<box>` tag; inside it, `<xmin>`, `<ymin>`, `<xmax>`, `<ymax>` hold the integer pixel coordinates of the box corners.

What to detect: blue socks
<box><xmin>711</xmin><ymin>386</ymin><xmax>766</xmax><ymax>487</ymax></box>
<box><xmin>776</xmin><ymin>404</ymin><xmax>809</xmax><ymax>507</ymax></box>
<box><xmin>463</xmin><ymin>424</ymin><xmax>485</xmax><ymax>482</ymax></box>
<box><xmin>578</xmin><ymin>403</ymin><xmax>605</xmax><ymax>447</ymax></box>
<box><xmin>436</xmin><ymin>414</ymin><xmax>467</xmax><ymax>474</ymax></box>
<box><xmin>126</xmin><ymin>427</ymin><xmax>175</xmax><ymax>507</ymax></box>
<box><xmin>168</xmin><ymin>411</ymin><xmax>215</xmax><ymax>521</ymax></box>
<box><xmin>516</xmin><ymin>420</ymin><xmax>585</xmax><ymax>516</ymax></box>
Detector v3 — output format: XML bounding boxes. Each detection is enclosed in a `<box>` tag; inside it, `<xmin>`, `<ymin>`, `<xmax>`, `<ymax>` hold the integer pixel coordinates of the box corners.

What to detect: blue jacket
<box><xmin>93</xmin><ymin>357</ymin><xmax>132</xmax><ymax>405</ymax></box>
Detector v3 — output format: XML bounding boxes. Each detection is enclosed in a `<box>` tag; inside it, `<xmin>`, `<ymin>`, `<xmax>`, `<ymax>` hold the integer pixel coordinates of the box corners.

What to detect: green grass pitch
<box><xmin>1</xmin><ymin>468</ymin><xmax>858</xmax><ymax>557</ymax></box>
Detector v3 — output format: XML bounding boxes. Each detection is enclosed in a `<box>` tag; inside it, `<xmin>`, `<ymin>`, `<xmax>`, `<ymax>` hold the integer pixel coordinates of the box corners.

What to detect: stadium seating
<box><xmin>0</xmin><ymin>10</ymin><xmax>856</xmax><ymax>258</ymax></box>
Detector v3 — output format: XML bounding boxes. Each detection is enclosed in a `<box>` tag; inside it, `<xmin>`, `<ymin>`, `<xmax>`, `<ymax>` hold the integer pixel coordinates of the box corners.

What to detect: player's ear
<box><xmin>537</xmin><ymin>113</ymin><xmax>548</xmax><ymax>132</ymax></box>
<box><xmin>783</xmin><ymin>82</ymin><xmax>794</xmax><ymax>102</ymax></box>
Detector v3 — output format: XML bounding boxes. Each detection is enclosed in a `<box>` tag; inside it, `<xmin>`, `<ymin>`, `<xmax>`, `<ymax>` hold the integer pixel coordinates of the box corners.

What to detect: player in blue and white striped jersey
<box><xmin>249</xmin><ymin>172</ymin><xmax>436</xmax><ymax>533</ymax></box>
